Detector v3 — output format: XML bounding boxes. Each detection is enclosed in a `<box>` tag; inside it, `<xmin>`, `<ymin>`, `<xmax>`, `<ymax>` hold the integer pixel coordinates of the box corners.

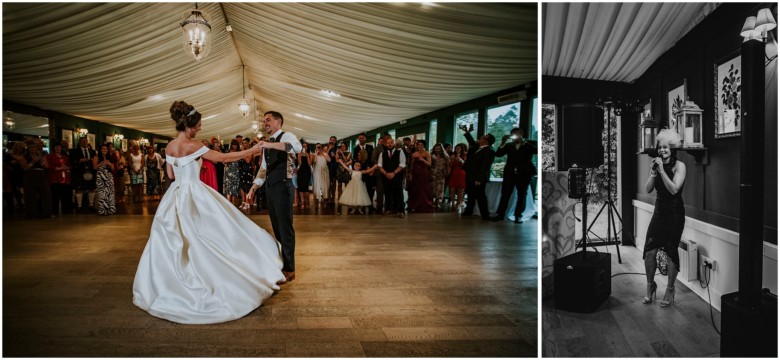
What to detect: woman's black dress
<box><xmin>643</xmin><ymin>158</ymin><xmax>685</xmax><ymax>267</ymax></box>
<box><xmin>297</xmin><ymin>153</ymin><xmax>312</xmax><ymax>193</ymax></box>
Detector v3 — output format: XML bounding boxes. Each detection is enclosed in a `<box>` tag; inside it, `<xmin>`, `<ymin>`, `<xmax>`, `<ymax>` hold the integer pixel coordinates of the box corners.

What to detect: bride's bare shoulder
<box><xmin>164</xmin><ymin>139</ymin><xmax>203</xmax><ymax>157</ymax></box>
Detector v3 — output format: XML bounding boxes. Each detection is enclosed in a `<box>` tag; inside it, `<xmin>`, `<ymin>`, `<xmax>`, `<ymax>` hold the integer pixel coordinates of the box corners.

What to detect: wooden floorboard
<box><xmin>2</xmin><ymin>202</ymin><xmax>536</xmax><ymax>357</ymax></box>
<box><xmin>541</xmin><ymin>245</ymin><xmax>722</xmax><ymax>357</ymax></box>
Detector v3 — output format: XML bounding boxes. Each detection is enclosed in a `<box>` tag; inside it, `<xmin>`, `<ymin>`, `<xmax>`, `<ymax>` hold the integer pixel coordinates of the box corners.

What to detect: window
<box><xmin>375</xmin><ymin>133</ymin><xmax>381</xmax><ymax>145</ymax></box>
<box><xmin>487</xmin><ymin>103</ymin><xmax>520</xmax><ymax>179</ymax></box>
<box><xmin>429</xmin><ymin>120</ymin><xmax>438</xmax><ymax>149</ymax></box>
<box><xmin>542</xmin><ymin>103</ymin><xmax>556</xmax><ymax>172</ymax></box>
<box><xmin>388</xmin><ymin>129</ymin><xmax>396</xmax><ymax>141</ymax></box>
<box><xmin>453</xmin><ymin>111</ymin><xmax>478</xmax><ymax>149</ymax></box>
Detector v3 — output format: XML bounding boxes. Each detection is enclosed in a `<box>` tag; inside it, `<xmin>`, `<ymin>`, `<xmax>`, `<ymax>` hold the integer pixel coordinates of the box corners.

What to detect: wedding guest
<box><xmin>462</xmin><ymin>129</ymin><xmax>496</xmax><ymax>221</ymax></box>
<box><xmin>93</xmin><ymin>144</ymin><xmax>116</xmax><ymax>215</ymax></box>
<box><xmin>326</xmin><ymin>136</ymin><xmax>338</xmax><ymax>205</ymax></box>
<box><xmin>448</xmin><ymin>143</ymin><xmax>467</xmax><ymax>211</ymax></box>
<box><xmin>112</xmin><ymin>147</ymin><xmax>127</xmax><ymax>205</ymax></box>
<box><xmin>338</xmin><ymin>160</ymin><xmax>378</xmax><ymax>214</ymax></box>
<box><xmin>430</xmin><ymin>143</ymin><xmax>450</xmax><ymax>211</ymax></box>
<box><xmin>127</xmin><ymin>142</ymin><xmax>145</xmax><ymax>203</ymax></box>
<box><xmin>223</xmin><ymin>139</ymin><xmax>243</xmax><ymax>206</ymax></box>
<box><xmin>21</xmin><ymin>138</ymin><xmax>52</xmax><ymax>218</ymax></box>
<box><xmin>199</xmin><ymin>140</ymin><xmax>218</xmax><ymax>191</ymax></box>
<box><xmin>378</xmin><ymin>135</ymin><xmax>407</xmax><ymax>218</ymax></box>
<box><xmin>407</xmin><ymin>140</ymin><xmax>434</xmax><ymax>213</ymax></box>
<box><xmin>492</xmin><ymin>128</ymin><xmax>537</xmax><ymax>223</ymax></box>
<box><xmin>6</xmin><ymin>142</ymin><xmax>26</xmax><ymax>214</ymax></box>
<box><xmin>70</xmin><ymin>136</ymin><xmax>97</xmax><ymax>210</ymax></box>
<box><xmin>145</xmin><ymin>146</ymin><xmax>162</xmax><ymax>199</ymax></box>
<box><xmin>46</xmin><ymin>141</ymin><xmax>73</xmax><ymax>215</ymax></box>
<box><xmin>371</xmin><ymin>136</ymin><xmax>387</xmax><ymax>214</ymax></box>
<box><xmin>312</xmin><ymin>143</ymin><xmax>331</xmax><ymax>205</ymax></box>
<box><xmin>296</xmin><ymin>141</ymin><xmax>313</xmax><ymax>209</ymax></box>
<box><xmin>335</xmin><ymin>142</ymin><xmax>352</xmax><ymax>206</ymax></box>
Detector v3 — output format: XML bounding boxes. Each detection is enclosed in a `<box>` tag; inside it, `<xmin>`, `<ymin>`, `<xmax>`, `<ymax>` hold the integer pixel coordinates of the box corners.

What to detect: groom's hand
<box><xmin>245</xmin><ymin>189</ymin><xmax>255</xmax><ymax>203</ymax></box>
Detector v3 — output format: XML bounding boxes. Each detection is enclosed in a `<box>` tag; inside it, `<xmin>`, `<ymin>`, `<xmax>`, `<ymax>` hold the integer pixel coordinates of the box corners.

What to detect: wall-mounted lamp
<box><xmin>4</xmin><ymin>117</ymin><xmax>16</xmax><ymax>131</ymax></box>
<box><xmin>741</xmin><ymin>8</ymin><xmax>776</xmax><ymax>42</ymax></box>
<box><xmin>114</xmin><ymin>134</ymin><xmax>124</xmax><ymax>141</ymax></box>
<box><xmin>76</xmin><ymin>128</ymin><xmax>89</xmax><ymax>136</ymax></box>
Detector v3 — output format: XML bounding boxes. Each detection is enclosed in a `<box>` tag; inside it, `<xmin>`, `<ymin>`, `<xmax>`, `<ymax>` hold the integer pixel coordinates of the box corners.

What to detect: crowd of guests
<box><xmin>3</xmin><ymin>136</ymin><xmax>165</xmax><ymax>218</ymax></box>
<box><xmin>3</xmin><ymin>126</ymin><xmax>533</xmax><ymax>224</ymax></box>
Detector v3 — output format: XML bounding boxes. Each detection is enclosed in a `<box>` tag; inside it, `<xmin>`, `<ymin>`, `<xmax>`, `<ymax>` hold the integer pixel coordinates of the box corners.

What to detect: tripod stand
<box><xmin>581</xmin><ymin>99</ymin><xmax>636</xmax><ymax>264</ymax></box>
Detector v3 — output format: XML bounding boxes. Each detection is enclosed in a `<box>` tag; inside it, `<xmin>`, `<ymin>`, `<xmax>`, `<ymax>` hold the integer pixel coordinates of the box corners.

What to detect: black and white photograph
<box><xmin>541</xmin><ymin>2</ymin><xmax>777</xmax><ymax>357</ymax></box>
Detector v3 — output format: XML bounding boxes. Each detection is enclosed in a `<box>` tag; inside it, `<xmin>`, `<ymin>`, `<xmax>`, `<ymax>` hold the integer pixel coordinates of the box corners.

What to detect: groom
<box><xmin>247</xmin><ymin>111</ymin><xmax>302</xmax><ymax>284</ymax></box>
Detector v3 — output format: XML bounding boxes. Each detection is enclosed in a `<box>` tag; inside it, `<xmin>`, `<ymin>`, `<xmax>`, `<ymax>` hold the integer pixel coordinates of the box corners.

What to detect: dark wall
<box><xmin>628</xmin><ymin>3</ymin><xmax>777</xmax><ymax>243</ymax></box>
<box><xmin>3</xmin><ymin>101</ymin><xmax>172</xmax><ymax>151</ymax></box>
<box><xmin>343</xmin><ymin>81</ymin><xmax>537</xmax><ymax>146</ymax></box>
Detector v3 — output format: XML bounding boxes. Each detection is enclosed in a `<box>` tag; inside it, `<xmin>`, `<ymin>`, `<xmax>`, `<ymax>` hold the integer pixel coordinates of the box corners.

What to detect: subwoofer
<box><xmin>554</xmin><ymin>251</ymin><xmax>611</xmax><ymax>313</ymax></box>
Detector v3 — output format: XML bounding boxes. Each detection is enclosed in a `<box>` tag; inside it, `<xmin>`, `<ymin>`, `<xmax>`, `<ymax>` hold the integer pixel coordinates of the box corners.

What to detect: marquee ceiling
<box><xmin>543</xmin><ymin>2</ymin><xmax>719</xmax><ymax>83</ymax></box>
<box><xmin>3</xmin><ymin>3</ymin><xmax>536</xmax><ymax>143</ymax></box>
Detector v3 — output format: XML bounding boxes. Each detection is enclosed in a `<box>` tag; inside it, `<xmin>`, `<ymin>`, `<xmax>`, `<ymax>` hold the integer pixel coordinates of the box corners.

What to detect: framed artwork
<box><xmin>61</xmin><ymin>129</ymin><xmax>73</xmax><ymax>149</ymax></box>
<box><xmin>105</xmin><ymin>136</ymin><xmax>114</xmax><ymax>147</ymax></box>
<box><xmin>638</xmin><ymin>100</ymin><xmax>653</xmax><ymax>153</ymax></box>
<box><xmin>667</xmin><ymin>79</ymin><xmax>686</xmax><ymax>136</ymax></box>
<box><xmin>86</xmin><ymin>134</ymin><xmax>96</xmax><ymax>150</ymax></box>
<box><xmin>121</xmin><ymin>139</ymin><xmax>128</xmax><ymax>152</ymax></box>
<box><xmin>714</xmin><ymin>51</ymin><xmax>741</xmax><ymax>138</ymax></box>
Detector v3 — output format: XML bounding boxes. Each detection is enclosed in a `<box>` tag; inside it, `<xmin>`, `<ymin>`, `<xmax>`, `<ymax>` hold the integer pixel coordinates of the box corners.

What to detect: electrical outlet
<box><xmin>700</xmin><ymin>254</ymin><xmax>716</xmax><ymax>272</ymax></box>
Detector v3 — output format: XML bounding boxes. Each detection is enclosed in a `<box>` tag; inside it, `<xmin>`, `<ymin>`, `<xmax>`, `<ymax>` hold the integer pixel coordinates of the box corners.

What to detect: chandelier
<box><xmin>238</xmin><ymin>65</ymin><xmax>250</xmax><ymax>117</ymax></box>
<box><xmin>4</xmin><ymin>117</ymin><xmax>15</xmax><ymax>131</ymax></box>
<box><xmin>180</xmin><ymin>3</ymin><xmax>212</xmax><ymax>61</ymax></box>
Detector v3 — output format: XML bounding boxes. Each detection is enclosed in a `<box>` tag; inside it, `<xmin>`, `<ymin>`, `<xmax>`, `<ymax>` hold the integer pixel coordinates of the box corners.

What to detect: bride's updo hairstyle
<box><xmin>170</xmin><ymin>100</ymin><xmax>201</xmax><ymax>132</ymax></box>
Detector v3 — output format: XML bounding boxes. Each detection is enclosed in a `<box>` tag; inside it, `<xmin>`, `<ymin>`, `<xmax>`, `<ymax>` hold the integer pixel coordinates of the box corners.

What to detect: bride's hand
<box><xmin>252</xmin><ymin>142</ymin><xmax>264</xmax><ymax>154</ymax></box>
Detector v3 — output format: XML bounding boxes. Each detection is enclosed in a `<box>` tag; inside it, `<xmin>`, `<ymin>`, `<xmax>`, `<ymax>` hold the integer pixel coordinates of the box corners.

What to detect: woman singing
<box><xmin>642</xmin><ymin>129</ymin><xmax>686</xmax><ymax>307</ymax></box>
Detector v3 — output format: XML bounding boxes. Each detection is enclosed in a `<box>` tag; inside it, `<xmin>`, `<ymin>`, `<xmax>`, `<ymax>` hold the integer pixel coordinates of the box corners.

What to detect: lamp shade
<box><xmin>741</xmin><ymin>16</ymin><xmax>759</xmax><ymax>38</ymax></box>
<box><xmin>755</xmin><ymin>8</ymin><xmax>777</xmax><ymax>33</ymax></box>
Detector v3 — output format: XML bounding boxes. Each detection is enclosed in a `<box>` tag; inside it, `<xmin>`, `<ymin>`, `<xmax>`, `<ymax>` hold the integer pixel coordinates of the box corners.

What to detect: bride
<box><xmin>132</xmin><ymin>100</ymin><xmax>285</xmax><ymax>324</ymax></box>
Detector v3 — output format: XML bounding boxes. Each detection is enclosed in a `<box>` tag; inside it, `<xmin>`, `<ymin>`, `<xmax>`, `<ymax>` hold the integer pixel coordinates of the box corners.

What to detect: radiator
<box><xmin>678</xmin><ymin>238</ymin><xmax>699</xmax><ymax>282</ymax></box>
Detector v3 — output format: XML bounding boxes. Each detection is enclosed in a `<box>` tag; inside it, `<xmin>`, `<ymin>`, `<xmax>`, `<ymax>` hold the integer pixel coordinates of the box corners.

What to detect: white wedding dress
<box><xmin>132</xmin><ymin>146</ymin><xmax>285</xmax><ymax>324</ymax></box>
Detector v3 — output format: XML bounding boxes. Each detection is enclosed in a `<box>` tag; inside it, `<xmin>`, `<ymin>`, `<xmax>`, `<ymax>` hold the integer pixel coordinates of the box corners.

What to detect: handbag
<box><xmin>656</xmin><ymin>247</ymin><xmax>669</xmax><ymax>276</ymax></box>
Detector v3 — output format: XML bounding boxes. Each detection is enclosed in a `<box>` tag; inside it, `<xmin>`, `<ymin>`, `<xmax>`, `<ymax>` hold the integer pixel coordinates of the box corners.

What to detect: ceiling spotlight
<box><xmin>320</xmin><ymin>90</ymin><xmax>341</xmax><ymax>98</ymax></box>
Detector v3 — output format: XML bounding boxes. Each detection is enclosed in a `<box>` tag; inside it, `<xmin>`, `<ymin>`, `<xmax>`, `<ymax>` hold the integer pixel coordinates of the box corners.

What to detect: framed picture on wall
<box><xmin>714</xmin><ymin>51</ymin><xmax>741</xmax><ymax>138</ymax></box>
<box><xmin>86</xmin><ymin>134</ymin><xmax>96</xmax><ymax>150</ymax></box>
<box><xmin>61</xmin><ymin>129</ymin><xmax>73</xmax><ymax>149</ymax></box>
<box><xmin>121</xmin><ymin>139</ymin><xmax>128</xmax><ymax>152</ymax></box>
<box><xmin>105</xmin><ymin>136</ymin><xmax>113</xmax><ymax>146</ymax></box>
<box><xmin>667</xmin><ymin>79</ymin><xmax>686</xmax><ymax>137</ymax></box>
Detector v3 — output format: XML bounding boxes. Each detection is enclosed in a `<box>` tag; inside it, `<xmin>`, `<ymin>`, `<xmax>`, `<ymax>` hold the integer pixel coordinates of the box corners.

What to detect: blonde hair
<box><xmin>655</xmin><ymin>129</ymin><xmax>681</xmax><ymax>148</ymax></box>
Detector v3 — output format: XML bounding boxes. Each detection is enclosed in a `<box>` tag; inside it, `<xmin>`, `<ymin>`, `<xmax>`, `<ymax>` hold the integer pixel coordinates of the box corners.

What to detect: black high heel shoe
<box><xmin>660</xmin><ymin>286</ymin><xmax>675</xmax><ymax>307</ymax></box>
<box><xmin>642</xmin><ymin>281</ymin><xmax>657</xmax><ymax>304</ymax></box>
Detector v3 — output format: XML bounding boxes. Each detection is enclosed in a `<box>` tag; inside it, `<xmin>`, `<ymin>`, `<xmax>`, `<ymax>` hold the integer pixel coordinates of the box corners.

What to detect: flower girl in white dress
<box><xmin>337</xmin><ymin>161</ymin><xmax>378</xmax><ymax>214</ymax></box>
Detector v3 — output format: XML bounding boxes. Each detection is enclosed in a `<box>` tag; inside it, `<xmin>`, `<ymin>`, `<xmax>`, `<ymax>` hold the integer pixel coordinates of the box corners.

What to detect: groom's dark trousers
<box><xmin>265</xmin><ymin>137</ymin><xmax>295</xmax><ymax>272</ymax></box>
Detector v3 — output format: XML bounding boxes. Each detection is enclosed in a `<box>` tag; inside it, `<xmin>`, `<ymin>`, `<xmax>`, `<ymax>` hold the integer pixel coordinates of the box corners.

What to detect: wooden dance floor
<box><xmin>2</xmin><ymin>204</ymin><xmax>536</xmax><ymax>357</ymax></box>
<box><xmin>542</xmin><ymin>246</ymin><xmax>722</xmax><ymax>357</ymax></box>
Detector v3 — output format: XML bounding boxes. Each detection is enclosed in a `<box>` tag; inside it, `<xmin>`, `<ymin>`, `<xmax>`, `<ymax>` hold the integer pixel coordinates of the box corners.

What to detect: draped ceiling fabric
<box><xmin>3</xmin><ymin>3</ymin><xmax>536</xmax><ymax>143</ymax></box>
<box><xmin>543</xmin><ymin>3</ymin><xmax>719</xmax><ymax>83</ymax></box>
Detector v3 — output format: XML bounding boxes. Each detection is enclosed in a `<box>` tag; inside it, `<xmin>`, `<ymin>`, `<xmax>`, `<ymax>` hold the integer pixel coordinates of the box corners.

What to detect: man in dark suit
<box><xmin>247</xmin><ymin>111</ymin><xmax>302</xmax><ymax>284</ymax></box>
<box><xmin>378</xmin><ymin>135</ymin><xmax>407</xmax><ymax>218</ymax></box>
<box><xmin>462</xmin><ymin>128</ymin><xmax>496</xmax><ymax>220</ymax></box>
<box><xmin>492</xmin><ymin>128</ymin><xmax>536</xmax><ymax>224</ymax></box>
<box><xmin>69</xmin><ymin>136</ymin><xmax>96</xmax><ymax>211</ymax></box>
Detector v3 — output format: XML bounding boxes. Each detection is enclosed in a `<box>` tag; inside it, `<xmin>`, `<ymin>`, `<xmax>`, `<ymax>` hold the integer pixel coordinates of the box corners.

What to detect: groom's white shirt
<box><xmin>253</xmin><ymin>129</ymin><xmax>302</xmax><ymax>187</ymax></box>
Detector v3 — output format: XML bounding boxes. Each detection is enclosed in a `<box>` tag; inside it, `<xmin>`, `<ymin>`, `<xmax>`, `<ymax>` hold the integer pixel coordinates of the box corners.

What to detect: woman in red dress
<box><xmin>448</xmin><ymin>143</ymin><xmax>467</xmax><ymax>211</ymax></box>
<box><xmin>406</xmin><ymin>140</ymin><xmax>434</xmax><ymax>213</ymax></box>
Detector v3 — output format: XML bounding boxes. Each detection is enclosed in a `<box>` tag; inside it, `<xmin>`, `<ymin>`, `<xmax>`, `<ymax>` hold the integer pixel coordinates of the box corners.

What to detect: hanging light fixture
<box><xmin>251</xmin><ymin>98</ymin><xmax>261</xmax><ymax>132</ymax></box>
<box><xmin>4</xmin><ymin>117</ymin><xmax>15</xmax><ymax>131</ymax></box>
<box><xmin>238</xmin><ymin>65</ymin><xmax>250</xmax><ymax>117</ymax></box>
<box><xmin>180</xmin><ymin>3</ymin><xmax>212</xmax><ymax>61</ymax></box>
